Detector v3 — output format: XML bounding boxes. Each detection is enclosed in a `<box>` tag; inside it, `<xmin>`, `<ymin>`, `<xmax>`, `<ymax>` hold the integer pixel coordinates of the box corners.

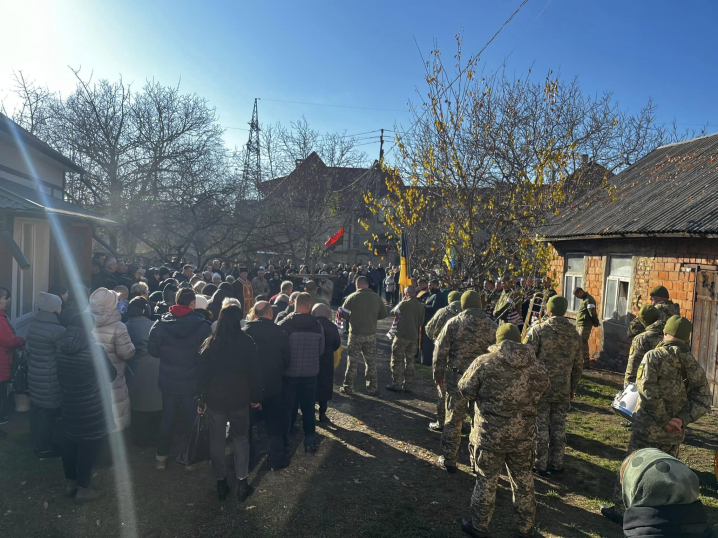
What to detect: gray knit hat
<box><xmin>37</xmin><ymin>292</ymin><xmax>62</xmax><ymax>313</ymax></box>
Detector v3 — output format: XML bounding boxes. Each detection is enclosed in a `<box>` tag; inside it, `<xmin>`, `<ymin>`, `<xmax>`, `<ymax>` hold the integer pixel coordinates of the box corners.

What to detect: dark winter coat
<box><xmin>207</xmin><ymin>287</ymin><xmax>231</xmax><ymax>322</ymax></box>
<box><xmin>268</xmin><ymin>278</ymin><xmax>282</xmax><ymax>298</ymax></box>
<box><xmin>126</xmin><ymin>315</ymin><xmax>162</xmax><ymax>412</ymax></box>
<box><xmin>316</xmin><ymin>317</ymin><xmax>341</xmax><ymax>403</ymax></box>
<box><xmin>343</xmin><ymin>282</ymin><xmax>356</xmax><ymax>298</ymax></box>
<box><xmin>0</xmin><ymin>311</ymin><xmax>25</xmax><ymax>383</ymax></box>
<box><xmin>56</xmin><ymin>324</ymin><xmax>117</xmax><ymax>441</ymax></box>
<box><xmin>623</xmin><ymin>501</ymin><xmax>715</xmax><ymax>537</ymax></box>
<box><xmin>424</xmin><ymin>290</ymin><xmax>447</xmax><ymax>321</ymax></box>
<box><xmin>26</xmin><ymin>311</ymin><xmax>66</xmax><ymax>409</ymax></box>
<box><xmin>275</xmin><ymin>304</ymin><xmax>294</xmax><ymax>325</ymax></box>
<box><xmin>198</xmin><ymin>331</ymin><xmax>263</xmax><ymax>413</ymax></box>
<box><xmin>243</xmin><ymin>318</ymin><xmax>291</xmax><ymax>398</ymax></box>
<box><xmin>271</xmin><ymin>299</ymin><xmax>289</xmax><ymax>322</ymax></box>
<box><xmin>277</xmin><ymin>312</ymin><xmax>324</xmax><ymax>378</ymax></box>
<box><xmin>148</xmin><ymin>309</ymin><xmax>212</xmax><ymax>394</ymax></box>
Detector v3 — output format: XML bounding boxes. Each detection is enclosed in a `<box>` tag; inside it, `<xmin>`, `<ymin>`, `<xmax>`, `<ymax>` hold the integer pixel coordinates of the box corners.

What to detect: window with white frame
<box><xmin>564</xmin><ymin>254</ymin><xmax>585</xmax><ymax>311</ymax></box>
<box><xmin>604</xmin><ymin>255</ymin><xmax>632</xmax><ymax>323</ymax></box>
<box><xmin>12</xmin><ymin>219</ymin><xmax>50</xmax><ymax>326</ymax></box>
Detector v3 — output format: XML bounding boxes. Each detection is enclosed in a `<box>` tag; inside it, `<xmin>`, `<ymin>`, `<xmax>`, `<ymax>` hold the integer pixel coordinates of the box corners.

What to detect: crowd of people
<box><xmin>0</xmin><ymin>252</ymin><xmax>716</xmax><ymax>537</ymax></box>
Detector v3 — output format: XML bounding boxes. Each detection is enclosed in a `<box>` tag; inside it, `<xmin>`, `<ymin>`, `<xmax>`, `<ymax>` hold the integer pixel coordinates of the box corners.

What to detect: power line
<box><xmin>259</xmin><ymin>97</ymin><xmax>408</xmax><ymax>113</ymax></box>
<box><xmin>502</xmin><ymin>0</ymin><xmax>553</xmax><ymax>65</ymax></box>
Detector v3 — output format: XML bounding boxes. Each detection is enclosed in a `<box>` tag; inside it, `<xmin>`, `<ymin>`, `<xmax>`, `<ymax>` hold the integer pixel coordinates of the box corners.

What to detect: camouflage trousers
<box><xmin>390</xmin><ymin>336</ymin><xmax>417</xmax><ymax>390</ymax></box>
<box><xmin>611</xmin><ymin>433</ymin><xmax>681</xmax><ymax>512</ymax></box>
<box><xmin>578</xmin><ymin>325</ymin><xmax>592</xmax><ymax>368</ymax></box>
<box><xmin>440</xmin><ymin>391</ymin><xmax>471</xmax><ymax>466</ymax></box>
<box><xmin>343</xmin><ymin>334</ymin><xmax>378</xmax><ymax>394</ymax></box>
<box><xmin>534</xmin><ymin>400</ymin><xmax>571</xmax><ymax>472</ymax></box>
<box><xmin>435</xmin><ymin>384</ymin><xmax>446</xmax><ymax>426</ymax></box>
<box><xmin>470</xmin><ymin>447</ymin><xmax>536</xmax><ymax>534</ymax></box>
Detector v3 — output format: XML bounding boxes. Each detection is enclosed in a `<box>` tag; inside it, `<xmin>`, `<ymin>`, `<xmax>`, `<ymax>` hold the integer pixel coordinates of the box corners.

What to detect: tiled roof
<box><xmin>539</xmin><ymin>133</ymin><xmax>718</xmax><ymax>240</ymax></box>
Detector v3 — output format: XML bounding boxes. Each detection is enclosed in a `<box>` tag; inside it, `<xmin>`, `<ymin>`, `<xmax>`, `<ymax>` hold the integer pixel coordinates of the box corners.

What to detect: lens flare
<box><xmin>7</xmin><ymin>120</ymin><xmax>138</xmax><ymax>537</ymax></box>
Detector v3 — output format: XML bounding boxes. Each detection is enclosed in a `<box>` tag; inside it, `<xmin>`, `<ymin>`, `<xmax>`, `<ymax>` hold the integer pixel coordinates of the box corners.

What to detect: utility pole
<box><xmin>379</xmin><ymin>128</ymin><xmax>384</xmax><ymax>162</ymax></box>
<box><xmin>242</xmin><ymin>98</ymin><xmax>261</xmax><ymax>194</ymax></box>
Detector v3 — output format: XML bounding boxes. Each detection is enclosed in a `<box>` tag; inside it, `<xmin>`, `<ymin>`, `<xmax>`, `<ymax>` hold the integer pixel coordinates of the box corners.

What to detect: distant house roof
<box><xmin>0</xmin><ymin>176</ymin><xmax>115</xmax><ymax>226</ymax></box>
<box><xmin>0</xmin><ymin>113</ymin><xmax>84</xmax><ymax>174</ymax></box>
<box><xmin>258</xmin><ymin>152</ymin><xmax>393</xmax><ymax>209</ymax></box>
<box><xmin>539</xmin><ymin>133</ymin><xmax>718</xmax><ymax>241</ymax></box>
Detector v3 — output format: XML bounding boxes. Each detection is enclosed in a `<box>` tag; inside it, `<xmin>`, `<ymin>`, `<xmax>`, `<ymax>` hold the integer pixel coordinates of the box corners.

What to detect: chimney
<box><xmin>580</xmin><ymin>154</ymin><xmax>589</xmax><ymax>167</ymax></box>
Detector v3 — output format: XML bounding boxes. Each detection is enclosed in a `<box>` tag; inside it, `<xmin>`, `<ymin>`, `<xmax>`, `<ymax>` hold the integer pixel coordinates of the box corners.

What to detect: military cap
<box><xmin>448</xmin><ymin>291</ymin><xmax>461</xmax><ymax>303</ymax></box>
<box><xmin>496</xmin><ymin>323</ymin><xmax>521</xmax><ymax>344</ymax></box>
<box><xmin>638</xmin><ymin>304</ymin><xmax>659</xmax><ymax>326</ymax></box>
<box><xmin>461</xmin><ymin>290</ymin><xmax>482</xmax><ymax>310</ymax></box>
<box><xmin>650</xmin><ymin>285</ymin><xmax>669</xmax><ymax>299</ymax></box>
<box><xmin>546</xmin><ymin>296</ymin><xmax>568</xmax><ymax>316</ymax></box>
<box><xmin>664</xmin><ymin>315</ymin><xmax>692</xmax><ymax>341</ymax></box>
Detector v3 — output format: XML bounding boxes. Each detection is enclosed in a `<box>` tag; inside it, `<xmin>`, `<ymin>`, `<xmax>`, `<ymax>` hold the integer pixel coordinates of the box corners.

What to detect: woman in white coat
<box><xmin>88</xmin><ymin>288</ymin><xmax>135</xmax><ymax>431</ymax></box>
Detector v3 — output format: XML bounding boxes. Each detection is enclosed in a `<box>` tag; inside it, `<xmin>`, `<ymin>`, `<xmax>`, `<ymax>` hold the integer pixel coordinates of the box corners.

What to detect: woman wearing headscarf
<box><xmin>311</xmin><ymin>303</ymin><xmax>341</xmax><ymax>423</ymax></box>
<box><xmin>125</xmin><ymin>298</ymin><xmax>162</xmax><ymax>447</ymax></box>
<box><xmin>268</xmin><ymin>271</ymin><xmax>282</xmax><ymax>298</ymax></box>
<box><xmin>621</xmin><ymin>448</ymin><xmax>715</xmax><ymax>537</ymax></box>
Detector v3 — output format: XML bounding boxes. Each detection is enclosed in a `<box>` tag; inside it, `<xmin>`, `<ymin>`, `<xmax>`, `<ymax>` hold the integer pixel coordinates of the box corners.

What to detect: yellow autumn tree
<box><xmin>364</xmin><ymin>37</ymin><xmax>673</xmax><ymax>284</ymax></box>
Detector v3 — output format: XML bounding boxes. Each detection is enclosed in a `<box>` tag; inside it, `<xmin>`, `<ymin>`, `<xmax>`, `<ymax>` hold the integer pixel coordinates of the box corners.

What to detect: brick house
<box><xmin>539</xmin><ymin>133</ymin><xmax>718</xmax><ymax>404</ymax></box>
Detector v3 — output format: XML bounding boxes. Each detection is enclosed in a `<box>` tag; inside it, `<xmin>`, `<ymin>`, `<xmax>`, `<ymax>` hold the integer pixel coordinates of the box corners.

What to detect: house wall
<box><xmin>548</xmin><ymin>237</ymin><xmax>711</xmax><ymax>371</ymax></box>
<box><xmin>0</xmin><ymin>139</ymin><xmax>65</xmax><ymax>197</ymax></box>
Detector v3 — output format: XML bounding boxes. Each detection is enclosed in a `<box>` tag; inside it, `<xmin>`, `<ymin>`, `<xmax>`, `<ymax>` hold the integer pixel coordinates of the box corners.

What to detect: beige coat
<box><xmin>89</xmin><ymin>289</ymin><xmax>136</xmax><ymax>431</ymax></box>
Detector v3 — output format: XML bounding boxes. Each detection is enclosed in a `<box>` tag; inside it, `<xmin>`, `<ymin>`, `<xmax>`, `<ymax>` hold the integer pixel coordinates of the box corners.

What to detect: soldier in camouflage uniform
<box><xmin>573</xmin><ymin>287</ymin><xmax>600</xmax><ymax>368</ymax></box>
<box><xmin>493</xmin><ymin>278</ymin><xmax>522</xmax><ymax>326</ymax></box>
<box><xmin>624</xmin><ymin>305</ymin><xmax>662</xmax><ymax>385</ymax></box>
<box><xmin>602</xmin><ymin>315</ymin><xmax>712</xmax><ymax>524</ymax></box>
<box><xmin>626</xmin><ymin>286</ymin><xmax>680</xmax><ymax>339</ymax></box>
<box><xmin>434</xmin><ymin>290</ymin><xmax>497</xmax><ymax>473</ymax></box>
<box><xmin>341</xmin><ymin>276</ymin><xmax>387</xmax><ymax>395</ymax></box>
<box><xmin>387</xmin><ymin>286</ymin><xmax>424</xmax><ymax>393</ymax></box>
<box><xmin>523</xmin><ymin>295</ymin><xmax>582</xmax><ymax>474</ymax></box>
<box><xmin>458</xmin><ymin>323</ymin><xmax>549</xmax><ymax>538</ymax></box>
<box><xmin>425</xmin><ymin>291</ymin><xmax>462</xmax><ymax>431</ymax></box>
<box><xmin>650</xmin><ymin>285</ymin><xmax>681</xmax><ymax>322</ymax></box>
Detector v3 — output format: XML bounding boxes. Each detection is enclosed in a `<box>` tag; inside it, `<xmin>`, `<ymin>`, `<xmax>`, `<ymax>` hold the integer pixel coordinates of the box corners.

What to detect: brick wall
<box><xmin>546</xmin><ymin>237</ymin><xmax>718</xmax><ymax>371</ymax></box>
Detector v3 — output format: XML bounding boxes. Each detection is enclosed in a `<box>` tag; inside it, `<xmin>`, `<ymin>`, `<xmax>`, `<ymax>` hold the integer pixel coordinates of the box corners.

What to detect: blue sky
<box><xmin>2</xmin><ymin>0</ymin><xmax>717</xmax><ymax>161</ymax></box>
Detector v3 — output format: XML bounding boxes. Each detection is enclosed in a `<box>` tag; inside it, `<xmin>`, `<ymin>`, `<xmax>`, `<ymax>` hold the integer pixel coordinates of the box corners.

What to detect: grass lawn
<box><xmin>2</xmin><ymin>317</ymin><xmax>717</xmax><ymax>537</ymax></box>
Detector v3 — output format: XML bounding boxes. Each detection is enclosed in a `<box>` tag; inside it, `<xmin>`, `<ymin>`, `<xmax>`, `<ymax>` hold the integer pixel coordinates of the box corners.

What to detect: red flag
<box><xmin>324</xmin><ymin>227</ymin><xmax>345</xmax><ymax>248</ymax></box>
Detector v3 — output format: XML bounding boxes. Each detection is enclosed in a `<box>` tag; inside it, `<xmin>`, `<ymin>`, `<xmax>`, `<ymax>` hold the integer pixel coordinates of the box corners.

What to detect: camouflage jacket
<box><xmin>425</xmin><ymin>301</ymin><xmax>462</xmax><ymax>340</ymax></box>
<box><xmin>576</xmin><ymin>293</ymin><xmax>600</xmax><ymax>327</ymax></box>
<box><xmin>627</xmin><ymin>317</ymin><xmax>645</xmax><ymax>340</ymax></box>
<box><xmin>522</xmin><ymin>315</ymin><xmax>583</xmax><ymax>402</ymax></box>
<box><xmin>458</xmin><ymin>340</ymin><xmax>549</xmax><ymax>453</ymax></box>
<box><xmin>655</xmin><ymin>300</ymin><xmax>680</xmax><ymax>322</ymax></box>
<box><xmin>624</xmin><ymin>320</ymin><xmax>664</xmax><ymax>385</ymax></box>
<box><xmin>633</xmin><ymin>340</ymin><xmax>711</xmax><ymax>445</ymax></box>
<box><xmin>433</xmin><ymin>309</ymin><xmax>497</xmax><ymax>395</ymax></box>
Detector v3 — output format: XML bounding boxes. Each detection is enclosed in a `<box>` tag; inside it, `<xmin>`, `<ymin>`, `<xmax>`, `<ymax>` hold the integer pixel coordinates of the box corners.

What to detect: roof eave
<box><xmin>539</xmin><ymin>231</ymin><xmax>718</xmax><ymax>242</ymax></box>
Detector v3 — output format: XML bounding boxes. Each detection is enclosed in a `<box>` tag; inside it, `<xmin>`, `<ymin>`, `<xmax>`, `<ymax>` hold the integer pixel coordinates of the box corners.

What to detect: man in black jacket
<box><xmin>420</xmin><ymin>279</ymin><xmax>447</xmax><ymax>366</ymax></box>
<box><xmin>148</xmin><ymin>289</ymin><xmax>212</xmax><ymax>471</ymax></box>
<box><xmin>277</xmin><ymin>293</ymin><xmax>324</xmax><ymax>455</ymax></box>
<box><xmin>244</xmin><ymin>301</ymin><xmax>291</xmax><ymax>469</ymax></box>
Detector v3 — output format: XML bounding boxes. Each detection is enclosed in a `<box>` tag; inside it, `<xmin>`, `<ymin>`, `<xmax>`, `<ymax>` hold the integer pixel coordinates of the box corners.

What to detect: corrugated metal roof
<box><xmin>0</xmin><ymin>176</ymin><xmax>115</xmax><ymax>225</ymax></box>
<box><xmin>538</xmin><ymin>133</ymin><xmax>718</xmax><ymax>240</ymax></box>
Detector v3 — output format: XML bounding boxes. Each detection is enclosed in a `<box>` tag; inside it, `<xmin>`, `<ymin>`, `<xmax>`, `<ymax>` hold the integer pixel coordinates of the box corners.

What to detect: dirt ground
<box><xmin>2</xmin><ymin>314</ymin><xmax>718</xmax><ymax>538</ymax></box>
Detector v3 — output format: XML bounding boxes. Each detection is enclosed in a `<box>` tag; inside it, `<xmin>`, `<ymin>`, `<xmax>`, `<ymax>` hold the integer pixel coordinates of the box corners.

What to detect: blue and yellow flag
<box><xmin>399</xmin><ymin>232</ymin><xmax>411</xmax><ymax>289</ymax></box>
